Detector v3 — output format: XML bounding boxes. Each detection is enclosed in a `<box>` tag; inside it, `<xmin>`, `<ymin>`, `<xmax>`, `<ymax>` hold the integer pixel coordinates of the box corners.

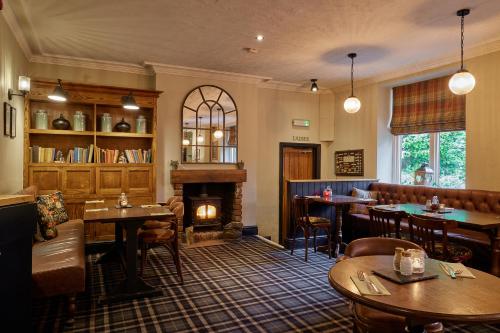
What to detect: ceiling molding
<box><xmin>258</xmin><ymin>80</ymin><xmax>332</xmax><ymax>94</ymax></box>
<box><xmin>1</xmin><ymin>0</ymin><xmax>33</xmax><ymax>60</ymax></box>
<box><xmin>30</xmin><ymin>54</ymin><xmax>151</xmax><ymax>75</ymax></box>
<box><xmin>331</xmin><ymin>38</ymin><xmax>500</xmax><ymax>93</ymax></box>
<box><xmin>144</xmin><ymin>61</ymin><xmax>272</xmax><ymax>84</ymax></box>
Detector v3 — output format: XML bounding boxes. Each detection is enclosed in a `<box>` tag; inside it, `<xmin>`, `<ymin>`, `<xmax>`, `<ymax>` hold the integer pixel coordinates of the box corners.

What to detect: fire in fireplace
<box><xmin>189</xmin><ymin>184</ymin><xmax>222</xmax><ymax>229</ymax></box>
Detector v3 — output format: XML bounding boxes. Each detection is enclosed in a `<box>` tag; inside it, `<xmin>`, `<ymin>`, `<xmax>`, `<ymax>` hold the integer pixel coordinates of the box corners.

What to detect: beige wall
<box><xmin>331</xmin><ymin>49</ymin><xmax>500</xmax><ymax>191</ymax></box>
<box><xmin>0</xmin><ymin>14</ymin><xmax>29</xmax><ymax>194</ymax></box>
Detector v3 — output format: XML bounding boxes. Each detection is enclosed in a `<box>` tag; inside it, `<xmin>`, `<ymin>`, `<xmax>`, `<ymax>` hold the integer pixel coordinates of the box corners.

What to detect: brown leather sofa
<box><xmin>349</xmin><ymin>183</ymin><xmax>499</xmax><ymax>266</ymax></box>
<box><xmin>22</xmin><ymin>186</ymin><xmax>85</xmax><ymax>324</ymax></box>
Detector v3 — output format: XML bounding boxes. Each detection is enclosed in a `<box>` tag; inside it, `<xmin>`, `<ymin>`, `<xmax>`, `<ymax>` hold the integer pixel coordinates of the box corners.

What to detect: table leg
<box><xmin>96</xmin><ymin>222</ymin><xmax>124</xmax><ymax>264</ymax></box>
<box><xmin>489</xmin><ymin>227</ymin><xmax>500</xmax><ymax>277</ymax></box>
<box><xmin>333</xmin><ymin>205</ymin><xmax>346</xmax><ymax>258</ymax></box>
<box><xmin>99</xmin><ymin>220</ymin><xmax>162</xmax><ymax>303</ymax></box>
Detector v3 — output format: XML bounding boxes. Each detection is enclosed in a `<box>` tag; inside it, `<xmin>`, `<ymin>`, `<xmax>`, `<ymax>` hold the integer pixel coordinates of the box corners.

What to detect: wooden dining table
<box><xmin>84</xmin><ymin>202</ymin><xmax>174</xmax><ymax>303</ymax></box>
<box><xmin>308</xmin><ymin>195</ymin><xmax>376</xmax><ymax>257</ymax></box>
<box><xmin>375</xmin><ymin>203</ymin><xmax>500</xmax><ymax>276</ymax></box>
<box><xmin>329</xmin><ymin>255</ymin><xmax>500</xmax><ymax>332</ymax></box>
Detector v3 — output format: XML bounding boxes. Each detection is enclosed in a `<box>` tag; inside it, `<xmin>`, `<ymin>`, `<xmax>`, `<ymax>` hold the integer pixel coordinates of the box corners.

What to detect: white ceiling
<box><xmin>7</xmin><ymin>0</ymin><xmax>500</xmax><ymax>87</ymax></box>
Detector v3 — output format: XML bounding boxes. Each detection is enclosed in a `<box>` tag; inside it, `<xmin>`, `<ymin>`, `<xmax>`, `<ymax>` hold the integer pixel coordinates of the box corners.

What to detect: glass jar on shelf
<box><xmin>100</xmin><ymin>113</ymin><xmax>112</xmax><ymax>132</ymax></box>
<box><xmin>73</xmin><ymin>111</ymin><xmax>86</xmax><ymax>131</ymax></box>
<box><xmin>35</xmin><ymin>110</ymin><xmax>48</xmax><ymax>129</ymax></box>
<box><xmin>136</xmin><ymin>115</ymin><xmax>147</xmax><ymax>134</ymax></box>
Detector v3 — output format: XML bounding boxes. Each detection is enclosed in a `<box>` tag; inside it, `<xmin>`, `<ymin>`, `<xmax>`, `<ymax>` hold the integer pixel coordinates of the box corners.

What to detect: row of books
<box><xmin>29</xmin><ymin>145</ymin><xmax>152</xmax><ymax>164</ymax></box>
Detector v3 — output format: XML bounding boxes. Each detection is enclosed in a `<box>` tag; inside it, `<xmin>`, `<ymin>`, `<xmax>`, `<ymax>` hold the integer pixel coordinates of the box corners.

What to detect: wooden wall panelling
<box><xmin>29</xmin><ymin>167</ymin><xmax>61</xmax><ymax>194</ymax></box>
<box><xmin>96</xmin><ymin>167</ymin><xmax>125</xmax><ymax>195</ymax></box>
<box><xmin>126</xmin><ymin>166</ymin><xmax>153</xmax><ymax>194</ymax></box>
<box><xmin>61</xmin><ymin>166</ymin><xmax>95</xmax><ymax>195</ymax></box>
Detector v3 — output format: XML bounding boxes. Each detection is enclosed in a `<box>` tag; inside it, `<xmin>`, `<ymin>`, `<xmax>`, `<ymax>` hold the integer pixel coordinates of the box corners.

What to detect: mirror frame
<box><xmin>180</xmin><ymin>85</ymin><xmax>238</xmax><ymax>164</ymax></box>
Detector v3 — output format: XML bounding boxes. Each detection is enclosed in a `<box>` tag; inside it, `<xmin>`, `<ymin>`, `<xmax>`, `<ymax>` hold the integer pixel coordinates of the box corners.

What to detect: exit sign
<box><xmin>292</xmin><ymin>119</ymin><xmax>310</xmax><ymax>127</ymax></box>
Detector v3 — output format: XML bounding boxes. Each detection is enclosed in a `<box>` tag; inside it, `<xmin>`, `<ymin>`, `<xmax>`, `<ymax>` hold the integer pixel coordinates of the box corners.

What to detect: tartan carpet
<box><xmin>33</xmin><ymin>237</ymin><xmax>500</xmax><ymax>333</ymax></box>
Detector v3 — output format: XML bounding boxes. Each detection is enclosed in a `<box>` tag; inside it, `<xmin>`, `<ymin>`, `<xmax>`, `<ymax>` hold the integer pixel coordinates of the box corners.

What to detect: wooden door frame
<box><xmin>278</xmin><ymin>142</ymin><xmax>321</xmax><ymax>244</ymax></box>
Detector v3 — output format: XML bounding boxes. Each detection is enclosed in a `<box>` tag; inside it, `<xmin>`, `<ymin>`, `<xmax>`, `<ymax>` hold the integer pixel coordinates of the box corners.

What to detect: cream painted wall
<box><xmin>331</xmin><ymin>50</ymin><xmax>500</xmax><ymax>191</ymax></box>
<box><xmin>0</xmin><ymin>14</ymin><xmax>29</xmax><ymax>194</ymax></box>
<box><xmin>256</xmin><ymin>88</ymin><xmax>334</xmax><ymax>240</ymax></box>
<box><xmin>29</xmin><ymin>63</ymin><xmax>154</xmax><ymax>90</ymax></box>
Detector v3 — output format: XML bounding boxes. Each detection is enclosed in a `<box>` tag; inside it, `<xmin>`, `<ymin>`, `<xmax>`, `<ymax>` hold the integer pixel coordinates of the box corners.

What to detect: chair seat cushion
<box><xmin>32</xmin><ymin>219</ymin><xmax>85</xmax><ymax>297</ymax></box>
<box><xmin>139</xmin><ymin>228</ymin><xmax>175</xmax><ymax>242</ymax></box>
<box><xmin>142</xmin><ymin>220</ymin><xmax>173</xmax><ymax>230</ymax></box>
<box><xmin>433</xmin><ymin>242</ymin><xmax>473</xmax><ymax>263</ymax></box>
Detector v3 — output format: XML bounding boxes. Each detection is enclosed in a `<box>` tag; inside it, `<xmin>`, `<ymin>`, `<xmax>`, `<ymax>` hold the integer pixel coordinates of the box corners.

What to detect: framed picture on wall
<box><xmin>10</xmin><ymin>106</ymin><xmax>16</xmax><ymax>138</ymax></box>
<box><xmin>335</xmin><ymin>149</ymin><xmax>364</xmax><ymax>176</ymax></box>
<box><xmin>3</xmin><ymin>102</ymin><xmax>11</xmax><ymax>137</ymax></box>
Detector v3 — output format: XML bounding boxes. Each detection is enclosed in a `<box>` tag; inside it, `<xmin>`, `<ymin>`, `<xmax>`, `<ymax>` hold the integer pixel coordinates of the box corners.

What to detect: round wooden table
<box><xmin>328</xmin><ymin>256</ymin><xmax>500</xmax><ymax>332</ymax></box>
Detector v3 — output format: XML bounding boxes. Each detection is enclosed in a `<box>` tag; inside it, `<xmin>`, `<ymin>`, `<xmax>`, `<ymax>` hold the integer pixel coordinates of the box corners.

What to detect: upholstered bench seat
<box><xmin>32</xmin><ymin>219</ymin><xmax>85</xmax><ymax>298</ymax></box>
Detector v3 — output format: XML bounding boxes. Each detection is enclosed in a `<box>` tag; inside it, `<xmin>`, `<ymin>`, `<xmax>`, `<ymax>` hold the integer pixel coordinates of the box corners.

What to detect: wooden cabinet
<box><xmin>24</xmin><ymin>80</ymin><xmax>161</xmax><ymax>243</ymax></box>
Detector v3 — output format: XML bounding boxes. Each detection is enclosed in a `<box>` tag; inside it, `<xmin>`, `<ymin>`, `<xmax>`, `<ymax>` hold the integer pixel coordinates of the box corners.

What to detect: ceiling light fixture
<box><xmin>48</xmin><ymin>79</ymin><xmax>67</xmax><ymax>102</ymax></box>
<box><xmin>343</xmin><ymin>53</ymin><xmax>361</xmax><ymax>114</ymax></box>
<box><xmin>449</xmin><ymin>8</ymin><xmax>475</xmax><ymax>95</ymax></box>
<box><xmin>122</xmin><ymin>92</ymin><xmax>140</xmax><ymax>110</ymax></box>
<box><xmin>256</xmin><ymin>35</ymin><xmax>264</xmax><ymax>41</ymax></box>
<box><xmin>213</xmin><ymin>108</ymin><xmax>223</xmax><ymax>139</ymax></box>
<box><xmin>310</xmin><ymin>79</ymin><xmax>318</xmax><ymax>92</ymax></box>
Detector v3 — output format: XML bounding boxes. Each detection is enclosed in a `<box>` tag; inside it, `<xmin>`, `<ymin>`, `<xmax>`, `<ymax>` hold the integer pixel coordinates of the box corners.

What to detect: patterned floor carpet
<box><xmin>33</xmin><ymin>237</ymin><xmax>500</xmax><ymax>333</ymax></box>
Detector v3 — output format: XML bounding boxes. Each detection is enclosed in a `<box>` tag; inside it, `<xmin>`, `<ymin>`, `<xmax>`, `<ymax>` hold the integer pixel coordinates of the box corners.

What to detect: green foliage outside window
<box><xmin>401</xmin><ymin>134</ymin><xmax>430</xmax><ymax>185</ymax></box>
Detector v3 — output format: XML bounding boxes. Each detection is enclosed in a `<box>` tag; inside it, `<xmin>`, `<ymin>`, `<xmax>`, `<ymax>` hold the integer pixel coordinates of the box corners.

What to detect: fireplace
<box><xmin>189</xmin><ymin>186</ymin><xmax>222</xmax><ymax>229</ymax></box>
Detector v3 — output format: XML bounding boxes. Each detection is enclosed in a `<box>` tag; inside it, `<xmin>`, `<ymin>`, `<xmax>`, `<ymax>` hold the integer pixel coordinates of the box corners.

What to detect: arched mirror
<box><xmin>181</xmin><ymin>85</ymin><xmax>238</xmax><ymax>163</ymax></box>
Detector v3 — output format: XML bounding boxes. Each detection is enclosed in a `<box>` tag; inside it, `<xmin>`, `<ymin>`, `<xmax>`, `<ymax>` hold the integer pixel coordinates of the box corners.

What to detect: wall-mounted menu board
<box><xmin>335</xmin><ymin>149</ymin><xmax>364</xmax><ymax>176</ymax></box>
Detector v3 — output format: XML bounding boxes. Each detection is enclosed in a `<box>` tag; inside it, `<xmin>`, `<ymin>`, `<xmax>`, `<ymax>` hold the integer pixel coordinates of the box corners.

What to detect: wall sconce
<box><xmin>8</xmin><ymin>76</ymin><xmax>31</xmax><ymax>100</ymax></box>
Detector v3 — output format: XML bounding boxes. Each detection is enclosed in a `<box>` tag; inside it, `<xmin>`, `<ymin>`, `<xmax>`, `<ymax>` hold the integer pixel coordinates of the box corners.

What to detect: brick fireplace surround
<box><xmin>170</xmin><ymin>169</ymin><xmax>247</xmax><ymax>234</ymax></box>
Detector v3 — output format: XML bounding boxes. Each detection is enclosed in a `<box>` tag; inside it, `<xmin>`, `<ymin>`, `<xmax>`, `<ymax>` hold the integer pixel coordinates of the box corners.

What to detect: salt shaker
<box><xmin>393</xmin><ymin>247</ymin><xmax>404</xmax><ymax>272</ymax></box>
<box><xmin>400</xmin><ymin>251</ymin><xmax>413</xmax><ymax>276</ymax></box>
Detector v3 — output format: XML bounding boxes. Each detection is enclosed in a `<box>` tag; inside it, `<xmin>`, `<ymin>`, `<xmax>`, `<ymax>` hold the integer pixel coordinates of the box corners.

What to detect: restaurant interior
<box><xmin>1</xmin><ymin>1</ymin><xmax>500</xmax><ymax>332</ymax></box>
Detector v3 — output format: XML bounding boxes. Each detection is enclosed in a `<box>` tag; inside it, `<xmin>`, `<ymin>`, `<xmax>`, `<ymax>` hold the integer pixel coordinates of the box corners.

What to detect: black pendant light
<box><xmin>48</xmin><ymin>79</ymin><xmax>67</xmax><ymax>102</ymax></box>
<box><xmin>449</xmin><ymin>8</ymin><xmax>476</xmax><ymax>95</ymax></box>
<box><xmin>343</xmin><ymin>53</ymin><xmax>361</xmax><ymax>113</ymax></box>
<box><xmin>310</xmin><ymin>79</ymin><xmax>318</xmax><ymax>92</ymax></box>
<box><xmin>122</xmin><ymin>92</ymin><xmax>139</xmax><ymax>110</ymax></box>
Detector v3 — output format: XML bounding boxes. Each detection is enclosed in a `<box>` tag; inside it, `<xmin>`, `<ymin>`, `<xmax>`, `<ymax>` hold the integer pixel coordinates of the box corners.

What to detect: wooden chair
<box><xmin>338</xmin><ymin>238</ymin><xmax>442</xmax><ymax>333</ymax></box>
<box><xmin>141</xmin><ymin>196</ymin><xmax>182</xmax><ymax>230</ymax></box>
<box><xmin>138</xmin><ymin>201</ymin><xmax>184</xmax><ymax>283</ymax></box>
<box><xmin>368</xmin><ymin>207</ymin><xmax>405</xmax><ymax>239</ymax></box>
<box><xmin>290</xmin><ymin>196</ymin><xmax>332</xmax><ymax>261</ymax></box>
<box><xmin>408</xmin><ymin>214</ymin><xmax>472</xmax><ymax>263</ymax></box>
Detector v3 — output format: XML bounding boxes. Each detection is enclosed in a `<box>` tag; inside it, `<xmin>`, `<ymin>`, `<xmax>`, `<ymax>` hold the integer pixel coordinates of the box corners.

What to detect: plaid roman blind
<box><xmin>390</xmin><ymin>76</ymin><xmax>465</xmax><ymax>135</ymax></box>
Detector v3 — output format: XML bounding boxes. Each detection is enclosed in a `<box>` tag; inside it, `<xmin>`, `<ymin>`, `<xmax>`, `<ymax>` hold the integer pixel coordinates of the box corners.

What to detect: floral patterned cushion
<box><xmin>36</xmin><ymin>192</ymin><xmax>68</xmax><ymax>239</ymax></box>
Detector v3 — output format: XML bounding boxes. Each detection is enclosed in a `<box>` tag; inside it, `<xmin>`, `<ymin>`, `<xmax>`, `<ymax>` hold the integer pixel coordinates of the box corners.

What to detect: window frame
<box><xmin>392</xmin><ymin>132</ymin><xmax>465</xmax><ymax>188</ymax></box>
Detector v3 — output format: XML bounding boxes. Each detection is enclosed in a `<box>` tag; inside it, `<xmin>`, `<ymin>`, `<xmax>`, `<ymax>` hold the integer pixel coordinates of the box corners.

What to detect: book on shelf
<box><xmin>29</xmin><ymin>145</ymin><xmax>152</xmax><ymax>164</ymax></box>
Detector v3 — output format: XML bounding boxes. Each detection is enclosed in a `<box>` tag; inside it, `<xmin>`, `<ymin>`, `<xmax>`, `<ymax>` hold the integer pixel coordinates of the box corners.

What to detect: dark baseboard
<box><xmin>242</xmin><ymin>225</ymin><xmax>258</xmax><ymax>236</ymax></box>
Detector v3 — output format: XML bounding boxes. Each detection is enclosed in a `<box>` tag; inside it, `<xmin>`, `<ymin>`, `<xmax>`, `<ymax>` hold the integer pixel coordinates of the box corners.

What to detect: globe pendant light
<box><xmin>449</xmin><ymin>9</ymin><xmax>475</xmax><ymax>95</ymax></box>
<box><xmin>213</xmin><ymin>108</ymin><xmax>223</xmax><ymax>139</ymax></box>
<box><xmin>197</xmin><ymin>117</ymin><xmax>205</xmax><ymax>143</ymax></box>
<box><xmin>48</xmin><ymin>79</ymin><xmax>68</xmax><ymax>102</ymax></box>
<box><xmin>344</xmin><ymin>53</ymin><xmax>361</xmax><ymax>113</ymax></box>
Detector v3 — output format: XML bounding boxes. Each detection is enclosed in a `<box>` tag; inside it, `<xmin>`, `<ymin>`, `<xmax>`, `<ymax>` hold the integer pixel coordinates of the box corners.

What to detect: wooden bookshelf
<box><xmin>24</xmin><ymin>79</ymin><xmax>162</xmax><ymax>243</ymax></box>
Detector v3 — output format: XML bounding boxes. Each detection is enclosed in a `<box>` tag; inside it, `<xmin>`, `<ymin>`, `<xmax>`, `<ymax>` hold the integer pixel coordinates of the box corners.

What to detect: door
<box><xmin>279</xmin><ymin>143</ymin><xmax>321</xmax><ymax>244</ymax></box>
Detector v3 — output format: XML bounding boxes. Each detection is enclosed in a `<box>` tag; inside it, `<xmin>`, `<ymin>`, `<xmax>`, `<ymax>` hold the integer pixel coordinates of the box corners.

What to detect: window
<box><xmin>394</xmin><ymin>131</ymin><xmax>466</xmax><ymax>188</ymax></box>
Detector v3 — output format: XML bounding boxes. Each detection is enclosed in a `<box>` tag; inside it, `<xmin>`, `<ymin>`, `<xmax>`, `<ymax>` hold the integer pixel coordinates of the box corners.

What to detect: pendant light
<box><xmin>213</xmin><ymin>108</ymin><xmax>223</xmax><ymax>139</ymax></box>
<box><xmin>48</xmin><ymin>79</ymin><xmax>67</xmax><ymax>102</ymax></box>
<box><xmin>122</xmin><ymin>92</ymin><xmax>139</xmax><ymax>110</ymax></box>
<box><xmin>310</xmin><ymin>79</ymin><xmax>318</xmax><ymax>92</ymax></box>
<box><xmin>449</xmin><ymin>9</ymin><xmax>475</xmax><ymax>95</ymax></box>
<box><xmin>197</xmin><ymin>117</ymin><xmax>205</xmax><ymax>143</ymax></box>
<box><xmin>343</xmin><ymin>53</ymin><xmax>361</xmax><ymax>113</ymax></box>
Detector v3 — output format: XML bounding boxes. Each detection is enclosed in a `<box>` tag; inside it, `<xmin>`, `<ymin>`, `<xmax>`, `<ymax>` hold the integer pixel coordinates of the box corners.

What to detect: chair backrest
<box><xmin>292</xmin><ymin>195</ymin><xmax>310</xmax><ymax>227</ymax></box>
<box><xmin>344</xmin><ymin>237</ymin><xmax>424</xmax><ymax>258</ymax></box>
<box><xmin>408</xmin><ymin>214</ymin><xmax>458</xmax><ymax>258</ymax></box>
<box><xmin>368</xmin><ymin>208</ymin><xmax>403</xmax><ymax>238</ymax></box>
<box><xmin>166</xmin><ymin>196</ymin><xmax>183</xmax><ymax>209</ymax></box>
